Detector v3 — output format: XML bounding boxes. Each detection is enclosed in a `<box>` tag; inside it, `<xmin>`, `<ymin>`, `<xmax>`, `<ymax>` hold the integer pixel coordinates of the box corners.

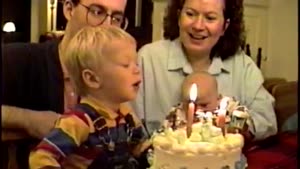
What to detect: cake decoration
<box><xmin>148</xmin><ymin>95</ymin><xmax>250</xmax><ymax>169</ymax></box>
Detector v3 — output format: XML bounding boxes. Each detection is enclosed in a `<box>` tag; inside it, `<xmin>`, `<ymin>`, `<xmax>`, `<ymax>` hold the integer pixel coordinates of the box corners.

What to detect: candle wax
<box><xmin>217</xmin><ymin>115</ymin><xmax>226</xmax><ymax>136</ymax></box>
<box><xmin>186</xmin><ymin>102</ymin><xmax>195</xmax><ymax>138</ymax></box>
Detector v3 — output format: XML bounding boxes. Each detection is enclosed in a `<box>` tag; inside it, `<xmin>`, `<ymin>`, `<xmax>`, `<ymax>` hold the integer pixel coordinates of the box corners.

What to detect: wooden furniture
<box><xmin>246</xmin><ymin>131</ymin><xmax>297</xmax><ymax>169</ymax></box>
<box><xmin>2</xmin><ymin>130</ymin><xmax>29</xmax><ymax>142</ymax></box>
<box><xmin>2</xmin><ymin>142</ymin><xmax>18</xmax><ymax>169</ymax></box>
<box><xmin>245</xmin><ymin>80</ymin><xmax>298</xmax><ymax>169</ymax></box>
<box><xmin>2</xmin><ymin>130</ymin><xmax>30</xmax><ymax>169</ymax></box>
<box><xmin>263</xmin><ymin>77</ymin><xmax>287</xmax><ymax>93</ymax></box>
<box><xmin>271</xmin><ymin>81</ymin><xmax>298</xmax><ymax>132</ymax></box>
<box><xmin>244</xmin><ymin>78</ymin><xmax>298</xmax><ymax>169</ymax></box>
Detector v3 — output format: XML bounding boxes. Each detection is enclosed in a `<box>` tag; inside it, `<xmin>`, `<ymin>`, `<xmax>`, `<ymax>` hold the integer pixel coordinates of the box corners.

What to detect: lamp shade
<box><xmin>3</xmin><ymin>22</ymin><xmax>16</xmax><ymax>32</ymax></box>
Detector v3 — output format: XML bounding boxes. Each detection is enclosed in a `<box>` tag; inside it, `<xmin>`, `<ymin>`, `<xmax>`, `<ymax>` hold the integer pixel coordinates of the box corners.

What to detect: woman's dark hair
<box><xmin>163</xmin><ymin>0</ymin><xmax>246</xmax><ymax>60</ymax></box>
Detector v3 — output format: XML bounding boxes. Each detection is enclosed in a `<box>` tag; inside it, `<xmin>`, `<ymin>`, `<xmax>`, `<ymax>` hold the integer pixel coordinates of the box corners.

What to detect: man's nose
<box><xmin>101</xmin><ymin>16</ymin><xmax>113</xmax><ymax>26</ymax></box>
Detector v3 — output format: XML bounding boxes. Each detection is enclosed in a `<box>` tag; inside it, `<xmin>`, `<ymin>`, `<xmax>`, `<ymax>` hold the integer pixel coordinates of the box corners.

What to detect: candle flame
<box><xmin>220</xmin><ymin>97</ymin><xmax>229</xmax><ymax>110</ymax></box>
<box><xmin>189</xmin><ymin>83</ymin><xmax>197</xmax><ymax>102</ymax></box>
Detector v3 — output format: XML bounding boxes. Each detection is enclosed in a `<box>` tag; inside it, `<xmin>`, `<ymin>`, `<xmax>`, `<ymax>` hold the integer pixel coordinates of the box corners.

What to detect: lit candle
<box><xmin>218</xmin><ymin>98</ymin><xmax>228</xmax><ymax>136</ymax></box>
<box><xmin>205</xmin><ymin>111</ymin><xmax>213</xmax><ymax>124</ymax></box>
<box><xmin>187</xmin><ymin>83</ymin><xmax>197</xmax><ymax>138</ymax></box>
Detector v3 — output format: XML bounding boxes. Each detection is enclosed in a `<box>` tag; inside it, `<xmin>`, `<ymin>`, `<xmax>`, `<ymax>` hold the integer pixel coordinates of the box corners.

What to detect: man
<box><xmin>2</xmin><ymin>0</ymin><xmax>128</xmax><ymax>168</ymax></box>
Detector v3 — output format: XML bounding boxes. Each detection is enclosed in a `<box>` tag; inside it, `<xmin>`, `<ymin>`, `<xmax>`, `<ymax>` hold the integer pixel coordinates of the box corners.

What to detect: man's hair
<box><xmin>64</xmin><ymin>26</ymin><xmax>136</xmax><ymax>96</ymax></box>
<box><xmin>163</xmin><ymin>0</ymin><xmax>246</xmax><ymax>60</ymax></box>
<box><xmin>70</xmin><ymin>0</ymin><xmax>80</xmax><ymax>5</ymax></box>
<box><xmin>60</xmin><ymin>0</ymin><xmax>80</xmax><ymax>6</ymax></box>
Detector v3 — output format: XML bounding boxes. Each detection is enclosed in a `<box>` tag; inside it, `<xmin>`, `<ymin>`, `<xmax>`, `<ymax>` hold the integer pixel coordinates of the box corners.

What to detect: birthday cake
<box><xmin>148</xmin><ymin>97</ymin><xmax>249</xmax><ymax>169</ymax></box>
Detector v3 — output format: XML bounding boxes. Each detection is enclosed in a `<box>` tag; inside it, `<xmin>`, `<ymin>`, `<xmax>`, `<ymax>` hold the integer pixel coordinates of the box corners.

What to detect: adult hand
<box><xmin>2</xmin><ymin>106</ymin><xmax>60</xmax><ymax>139</ymax></box>
<box><xmin>25</xmin><ymin>110</ymin><xmax>60</xmax><ymax>139</ymax></box>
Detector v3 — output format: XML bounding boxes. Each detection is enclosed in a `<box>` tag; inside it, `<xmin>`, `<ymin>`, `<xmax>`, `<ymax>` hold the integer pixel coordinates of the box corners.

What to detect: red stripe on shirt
<box><xmin>63</xmin><ymin>111</ymin><xmax>89</xmax><ymax>126</ymax></box>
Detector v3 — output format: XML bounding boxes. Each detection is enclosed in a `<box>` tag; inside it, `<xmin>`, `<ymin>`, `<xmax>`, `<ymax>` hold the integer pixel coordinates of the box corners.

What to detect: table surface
<box><xmin>245</xmin><ymin>132</ymin><xmax>298</xmax><ymax>169</ymax></box>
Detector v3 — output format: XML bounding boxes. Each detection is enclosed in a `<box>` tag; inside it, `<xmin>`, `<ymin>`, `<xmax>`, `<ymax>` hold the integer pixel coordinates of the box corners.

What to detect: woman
<box><xmin>131</xmin><ymin>0</ymin><xmax>277</xmax><ymax>142</ymax></box>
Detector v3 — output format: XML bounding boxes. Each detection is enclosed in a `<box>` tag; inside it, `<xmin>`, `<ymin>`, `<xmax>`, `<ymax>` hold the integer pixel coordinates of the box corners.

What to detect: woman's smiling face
<box><xmin>178</xmin><ymin>0</ymin><xmax>229</xmax><ymax>56</ymax></box>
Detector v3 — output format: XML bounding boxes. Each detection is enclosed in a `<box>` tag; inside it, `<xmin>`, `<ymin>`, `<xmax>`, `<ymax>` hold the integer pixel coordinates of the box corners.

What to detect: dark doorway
<box><xmin>125</xmin><ymin>0</ymin><xmax>153</xmax><ymax>50</ymax></box>
<box><xmin>2</xmin><ymin>0</ymin><xmax>31</xmax><ymax>43</ymax></box>
<box><xmin>56</xmin><ymin>1</ymin><xmax>67</xmax><ymax>31</ymax></box>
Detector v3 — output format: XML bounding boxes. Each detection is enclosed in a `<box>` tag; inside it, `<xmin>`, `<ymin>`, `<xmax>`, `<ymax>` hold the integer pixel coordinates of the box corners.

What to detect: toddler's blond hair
<box><xmin>64</xmin><ymin>26</ymin><xmax>136</xmax><ymax>96</ymax></box>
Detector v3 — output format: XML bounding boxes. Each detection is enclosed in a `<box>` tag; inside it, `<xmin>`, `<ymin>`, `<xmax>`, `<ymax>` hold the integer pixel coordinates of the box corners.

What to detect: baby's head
<box><xmin>181</xmin><ymin>71</ymin><xmax>220</xmax><ymax>111</ymax></box>
<box><xmin>64</xmin><ymin>26</ymin><xmax>141</xmax><ymax>103</ymax></box>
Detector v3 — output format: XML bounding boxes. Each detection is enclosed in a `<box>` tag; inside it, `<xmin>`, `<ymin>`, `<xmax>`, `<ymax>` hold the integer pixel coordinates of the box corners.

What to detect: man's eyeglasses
<box><xmin>79</xmin><ymin>3</ymin><xmax>128</xmax><ymax>30</ymax></box>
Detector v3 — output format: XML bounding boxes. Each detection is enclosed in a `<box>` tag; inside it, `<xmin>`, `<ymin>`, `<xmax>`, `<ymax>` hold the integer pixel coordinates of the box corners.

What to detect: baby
<box><xmin>165</xmin><ymin>71</ymin><xmax>251</xmax><ymax>137</ymax></box>
<box><xmin>165</xmin><ymin>71</ymin><xmax>221</xmax><ymax>129</ymax></box>
<box><xmin>181</xmin><ymin>71</ymin><xmax>220</xmax><ymax>112</ymax></box>
<box><xmin>29</xmin><ymin>26</ymin><xmax>150</xmax><ymax>169</ymax></box>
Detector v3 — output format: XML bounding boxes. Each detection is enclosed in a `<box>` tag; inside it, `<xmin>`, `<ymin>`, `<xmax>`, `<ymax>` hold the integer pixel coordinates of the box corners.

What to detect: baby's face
<box><xmin>182</xmin><ymin>79</ymin><xmax>220</xmax><ymax>112</ymax></box>
<box><xmin>194</xmin><ymin>91</ymin><xmax>220</xmax><ymax>111</ymax></box>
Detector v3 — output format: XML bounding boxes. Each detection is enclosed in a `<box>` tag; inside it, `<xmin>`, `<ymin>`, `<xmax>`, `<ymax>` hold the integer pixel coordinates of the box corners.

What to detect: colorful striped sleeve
<box><xmin>29</xmin><ymin>112</ymin><xmax>91</xmax><ymax>169</ymax></box>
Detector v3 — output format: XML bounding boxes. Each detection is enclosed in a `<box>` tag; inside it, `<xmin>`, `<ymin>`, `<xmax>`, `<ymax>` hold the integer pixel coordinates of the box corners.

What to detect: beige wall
<box><xmin>30</xmin><ymin>0</ymin><xmax>56</xmax><ymax>42</ymax></box>
<box><xmin>266</xmin><ymin>0</ymin><xmax>298</xmax><ymax>81</ymax></box>
<box><xmin>152</xmin><ymin>1</ymin><xmax>167</xmax><ymax>42</ymax></box>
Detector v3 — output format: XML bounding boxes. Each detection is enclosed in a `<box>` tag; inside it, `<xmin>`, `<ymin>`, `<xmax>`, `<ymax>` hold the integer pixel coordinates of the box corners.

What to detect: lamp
<box><xmin>3</xmin><ymin>22</ymin><xmax>16</xmax><ymax>32</ymax></box>
<box><xmin>2</xmin><ymin>22</ymin><xmax>16</xmax><ymax>43</ymax></box>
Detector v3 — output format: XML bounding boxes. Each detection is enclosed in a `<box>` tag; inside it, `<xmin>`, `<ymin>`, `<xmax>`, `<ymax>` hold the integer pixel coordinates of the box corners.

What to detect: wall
<box><xmin>243</xmin><ymin>5</ymin><xmax>269</xmax><ymax>74</ymax></box>
<box><xmin>152</xmin><ymin>0</ymin><xmax>167</xmax><ymax>42</ymax></box>
<box><xmin>31</xmin><ymin>0</ymin><xmax>41</xmax><ymax>42</ymax></box>
<box><xmin>266</xmin><ymin>0</ymin><xmax>298</xmax><ymax>81</ymax></box>
<box><xmin>31</xmin><ymin>0</ymin><xmax>57</xmax><ymax>42</ymax></box>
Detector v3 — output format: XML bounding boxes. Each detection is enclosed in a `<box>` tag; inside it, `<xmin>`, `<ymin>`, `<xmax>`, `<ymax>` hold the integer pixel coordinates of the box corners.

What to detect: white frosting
<box><xmin>152</xmin><ymin>127</ymin><xmax>244</xmax><ymax>154</ymax></box>
<box><xmin>150</xmin><ymin>96</ymin><xmax>249</xmax><ymax>169</ymax></box>
<box><xmin>151</xmin><ymin>122</ymin><xmax>245</xmax><ymax>169</ymax></box>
